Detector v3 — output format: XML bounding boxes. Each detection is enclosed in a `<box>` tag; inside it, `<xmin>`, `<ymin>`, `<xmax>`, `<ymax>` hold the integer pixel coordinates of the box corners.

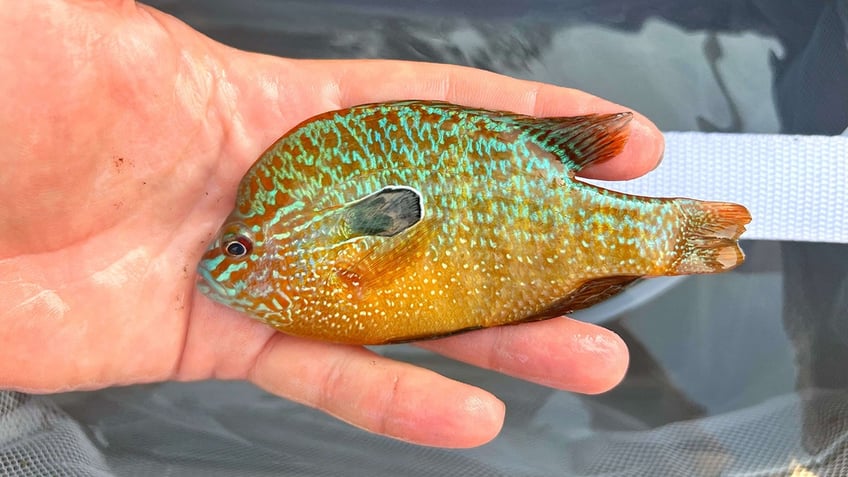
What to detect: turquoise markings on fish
<box><xmin>197</xmin><ymin>100</ymin><xmax>751</xmax><ymax>344</ymax></box>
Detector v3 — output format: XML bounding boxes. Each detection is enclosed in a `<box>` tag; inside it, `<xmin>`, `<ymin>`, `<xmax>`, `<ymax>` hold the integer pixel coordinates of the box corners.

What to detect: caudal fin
<box><xmin>669</xmin><ymin>201</ymin><xmax>752</xmax><ymax>274</ymax></box>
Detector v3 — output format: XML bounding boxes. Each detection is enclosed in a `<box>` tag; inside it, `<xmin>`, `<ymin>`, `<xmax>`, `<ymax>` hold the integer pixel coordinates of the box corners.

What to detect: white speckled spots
<box><xmin>195</xmin><ymin>102</ymin><xmax>728</xmax><ymax>344</ymax></box>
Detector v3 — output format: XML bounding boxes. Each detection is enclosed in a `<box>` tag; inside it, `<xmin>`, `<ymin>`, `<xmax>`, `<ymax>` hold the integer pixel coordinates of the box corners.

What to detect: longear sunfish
<box><xmin>197</xmin><ymin>101</ymin><xmax>751</xmax><ymax>344</ymax></box>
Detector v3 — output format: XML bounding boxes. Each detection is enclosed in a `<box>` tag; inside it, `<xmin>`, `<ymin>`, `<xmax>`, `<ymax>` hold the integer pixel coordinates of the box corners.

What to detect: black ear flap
<box><xmin>344</xmin><ymin>186</ymin><xmax>423</xmax><ymax>237</ymax></box>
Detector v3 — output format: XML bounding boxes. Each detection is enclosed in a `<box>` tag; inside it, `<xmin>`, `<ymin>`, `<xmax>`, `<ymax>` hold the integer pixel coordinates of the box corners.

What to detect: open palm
<box><xmin>0</xmin><ymin>0</ymin><xmax>663</xmax><ymax>448</ymax></box>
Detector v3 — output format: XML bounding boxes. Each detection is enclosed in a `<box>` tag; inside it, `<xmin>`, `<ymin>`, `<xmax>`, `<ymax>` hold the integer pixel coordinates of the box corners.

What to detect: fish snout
<box><xmin>196</xmin><ymin>260</ymin><xmax>233</xmax><ymax>303</ymax></box>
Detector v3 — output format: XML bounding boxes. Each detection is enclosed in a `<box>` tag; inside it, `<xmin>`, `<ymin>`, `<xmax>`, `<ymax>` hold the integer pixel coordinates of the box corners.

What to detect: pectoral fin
<box><xmin>328</xmin><ymin>186</ymin><xmax>429</xmax><ymax>291</ymax></box>
<box><xmin>335</xmin><ymin>217</ymin><xmax>437</xmax><ymax>291</ymax></box>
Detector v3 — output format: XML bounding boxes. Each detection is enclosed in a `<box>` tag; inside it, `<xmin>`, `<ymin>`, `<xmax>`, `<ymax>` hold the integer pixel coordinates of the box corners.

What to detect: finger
<box><xmin>222</xmin><ymin>54</ymin><xmax>662</xmax><ymax>180</ymax></box>
<box><xmin>322</xmin><ymin>59</ymin><xmax>664</xmax><ymax>180</ymax></box>
<box><xmin>248</xmin><ymin>333</ymin><xmax>505</xmax><ymax>448</ymax></box>
<box><xmin>182</xmin><ymin>292</ymin><xmax>504</xmax><ymax>448</ymax></box>
<box><xmin>182</xmin><ymin>291</ymin><xmax>505</xmax><ymax>448</ymax></box>
<box><xmin>417</xmin><ymin>318</ymin><xmax>629</xmax><ymax>394</ymax></box>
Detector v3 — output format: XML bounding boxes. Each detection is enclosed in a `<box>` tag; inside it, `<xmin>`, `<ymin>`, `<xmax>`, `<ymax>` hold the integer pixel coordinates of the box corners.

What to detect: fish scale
<box><xmin>197</xmin><ymin>101</ymin><xmax>751</xmax><ymax>344</ymax></box>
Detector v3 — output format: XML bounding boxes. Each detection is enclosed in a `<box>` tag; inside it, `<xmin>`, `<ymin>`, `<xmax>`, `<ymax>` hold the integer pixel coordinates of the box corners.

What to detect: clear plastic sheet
<box><xmin>3</xmin><ymin>1</ymin><xmax>847</xmax><ymax>475</ymax></box>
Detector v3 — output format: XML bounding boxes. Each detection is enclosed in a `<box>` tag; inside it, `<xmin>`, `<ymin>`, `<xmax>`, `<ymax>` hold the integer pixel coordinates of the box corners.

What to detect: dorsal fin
<box><xmin>341</xmin><ymin>186</ymin><xmax>423</xmax><ymax>239</ymax></box>
<box><xmin>516</xmin><ymin>112</ymin><xmax>633</xmax><ymax>173</ymax></box>
<box><xmin>348</xmin><ymin>101</ymin><xmax>631</xmax><ymax>173</ymax></box>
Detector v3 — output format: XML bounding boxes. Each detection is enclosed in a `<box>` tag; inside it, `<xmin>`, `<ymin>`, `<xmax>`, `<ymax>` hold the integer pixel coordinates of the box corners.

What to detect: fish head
<box><xmin>197</xmin><ymin>184</ymin><xmax>429</xmax><ymax>322</ymax></box>
<box><xmin>196</xmin><ymin>210</ymin><xmax>298</xmax><ymax>322</ymax></box>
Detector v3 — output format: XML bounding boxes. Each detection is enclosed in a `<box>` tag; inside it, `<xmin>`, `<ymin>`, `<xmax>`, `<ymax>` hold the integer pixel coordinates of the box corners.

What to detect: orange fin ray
<box><xmin>669</xmin><ymin>201</ymin><xmax>752</xmax><ymax>274</ymax></box>
<box><xmin>523</xmin><ymin>275</ymin><xmax>641</xmax><ymax>321</ymax></box>
<box><xmin>335</xmin><ymin>218</ymin><xmax>436</xmax><ymax>291</ymax></box>
<box><xmin>398</xmin><ymin>101</ymin><xmax>633</xmax><ymax>173</ymax></box>
<box><xmin>515</xmin><ymin>112</ymin><xmax>633</xmax><ymax>172</ymax></box>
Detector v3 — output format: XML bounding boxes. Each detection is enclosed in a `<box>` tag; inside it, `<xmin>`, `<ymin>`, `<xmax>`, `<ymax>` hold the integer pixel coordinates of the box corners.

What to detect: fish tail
<box><xmin>668</xmin><ymin>200</ymin><xmax>752</xmax><ymax>274</ymax></box>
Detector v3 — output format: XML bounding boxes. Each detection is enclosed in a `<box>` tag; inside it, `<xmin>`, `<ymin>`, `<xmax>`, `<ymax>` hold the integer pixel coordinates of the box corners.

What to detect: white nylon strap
<box><xmin>586</xmin><ymin>132</ymin><xmax>848</xmax><ymax>244</ymax></box>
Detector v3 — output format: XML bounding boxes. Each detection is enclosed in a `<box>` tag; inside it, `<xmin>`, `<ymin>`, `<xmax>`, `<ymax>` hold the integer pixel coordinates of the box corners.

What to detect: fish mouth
<box><xmin>196</xmin><ymin>266</ymin><xmax>230</xmax><ymax>301</ymax></box>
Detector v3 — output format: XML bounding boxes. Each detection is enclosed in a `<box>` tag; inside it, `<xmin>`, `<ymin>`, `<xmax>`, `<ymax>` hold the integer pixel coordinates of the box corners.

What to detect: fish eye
<box><xmin>223</xmin><ymin>236</ymin><xmax>252</xmax><ymax>258</ymax></box>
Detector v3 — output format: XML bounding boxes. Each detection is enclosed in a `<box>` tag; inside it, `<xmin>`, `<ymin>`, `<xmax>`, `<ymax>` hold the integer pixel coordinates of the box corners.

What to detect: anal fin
<box><xmin>523</xmin><ymin>275</ymin><xmax>641</xmax><ymax>322</ymax></box>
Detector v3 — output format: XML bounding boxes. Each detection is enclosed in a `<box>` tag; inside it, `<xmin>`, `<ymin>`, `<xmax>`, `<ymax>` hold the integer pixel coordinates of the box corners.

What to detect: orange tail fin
<box><xmin>669</xmin><ymin>201</ymin><xmax>752</xmax><ymax>274</ymax></box>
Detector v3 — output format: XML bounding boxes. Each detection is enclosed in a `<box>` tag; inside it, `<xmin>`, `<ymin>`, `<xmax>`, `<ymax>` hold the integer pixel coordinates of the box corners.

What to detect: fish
<box><xmin>197</xmin><ymin>100</ymin><xmax>751</xmax><ymax>345</ymax></box>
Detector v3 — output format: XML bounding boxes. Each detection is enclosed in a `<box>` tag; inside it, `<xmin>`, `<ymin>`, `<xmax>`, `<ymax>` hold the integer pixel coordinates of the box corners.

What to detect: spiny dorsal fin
<box><xmin>516</xmin><ymin>112</ymin><xmax>633</xmax><ymax>173</ymax></box>
<box><xmin>352</xmin><ymin>101</ymin><xmax>631</xmax><ymax>173</ymax></box>
<box><xmin>342</xmin><ymin>186</ymin><xmax>423</xmax><ymax>238</ymax></box>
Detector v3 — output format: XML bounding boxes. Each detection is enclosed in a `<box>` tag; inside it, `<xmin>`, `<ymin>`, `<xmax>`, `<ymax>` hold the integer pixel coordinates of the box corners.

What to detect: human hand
<box><xmin>0</xmin><ymin>0</ymin><xmax>662</xmax><ymax>448</ymax></box>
